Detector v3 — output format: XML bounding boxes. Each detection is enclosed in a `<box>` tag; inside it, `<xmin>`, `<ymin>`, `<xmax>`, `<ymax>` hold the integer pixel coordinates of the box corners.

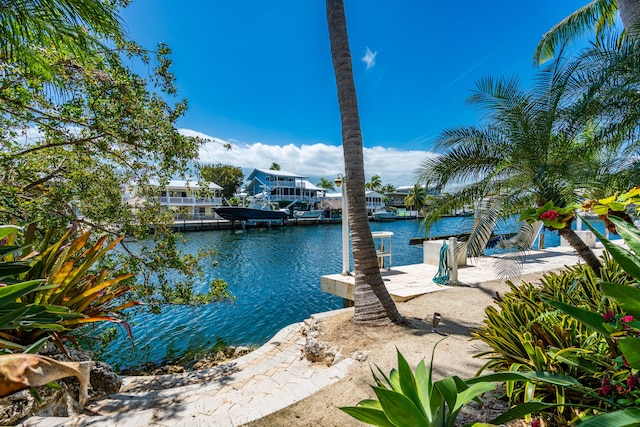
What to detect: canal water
<box><xmin>98</xmin><ymin>216</ymin><xmax>602</xmax><ymax>368</ymax></box>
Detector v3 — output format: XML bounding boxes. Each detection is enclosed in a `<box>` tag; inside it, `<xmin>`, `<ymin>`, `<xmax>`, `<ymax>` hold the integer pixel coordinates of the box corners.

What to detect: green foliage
<box><xmin>340</xmin><ymin>343</ymin><xmax>496</xmax><ymax>427</ymax></box>
<box><xmin>0</xmin><ymin>1</ymin><xmax>230</xmax><ymax>309</ymax></box>
<box><xmin>340</xmin><ymin>345</ymin><xmax>586</xmax><ymax>426</ymax></box>
<box><xmin>0</xmin><ymin>224</ymin><xmax>137</xmax><ymax>349</ymax></box>
<box><xmin>316</xmin><ymin>177</ymin><xmax>336</xmax><ymax>191</ymax></box>
<box><xmin>0</xmin><ymin>0</ymin><xmax>128</xmax><ymax>80</ymax></box>
<box><xmin>519</xmin><ymin>201</ymin><xmax>580</xmax><ymax>230</ymax></box>
<box><xmin>473</xmin><ymin>256</ymin><xmax>636</xmax><ymax>422</ymax></box>
<box><xmin>365</xmin><ymin>175</ymin><xmax>382</xmax><ymax>192</ymax></box>
<box><xmin>201</xmin><ymin>163</ymin><xmax>244</xmax><ymax>200</ymax></box>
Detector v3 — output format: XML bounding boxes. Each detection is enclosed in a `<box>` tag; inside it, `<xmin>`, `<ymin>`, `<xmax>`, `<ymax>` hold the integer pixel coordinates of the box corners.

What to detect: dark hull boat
<box><xmin>214</xmin><ymin>207</ymin><xmax>288</xmax><ymax>224</ymax></box>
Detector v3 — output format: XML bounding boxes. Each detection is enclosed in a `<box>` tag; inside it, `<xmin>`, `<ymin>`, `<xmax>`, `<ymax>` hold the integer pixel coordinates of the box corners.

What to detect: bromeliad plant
<box><xmin>0</xmin><ymin>224</ymin><xmax>137</xmax><ymax>349</ymax></box>
<box><xmin>519</xmin><ymin>201</ymin><xmax>580</xmax><ymax>230</ymax></box>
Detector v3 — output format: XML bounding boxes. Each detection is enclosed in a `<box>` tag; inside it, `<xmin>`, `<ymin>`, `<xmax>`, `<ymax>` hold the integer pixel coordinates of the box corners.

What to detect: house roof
<box><xmin>246</xmin><ymin>168</ymin><xmax>308</xmax><ymax>180</ymax></box>
<box><xmin>320</xmin><ymin>199</ymin><xmax>342</xmax><ymax>210</ymax></box>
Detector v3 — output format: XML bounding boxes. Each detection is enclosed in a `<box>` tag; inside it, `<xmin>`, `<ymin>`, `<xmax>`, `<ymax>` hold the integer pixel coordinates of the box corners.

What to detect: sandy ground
<box><xmin>245</xmin><ymin>271</ymin><xmax>554</xmax><ymax>427</ymax></box>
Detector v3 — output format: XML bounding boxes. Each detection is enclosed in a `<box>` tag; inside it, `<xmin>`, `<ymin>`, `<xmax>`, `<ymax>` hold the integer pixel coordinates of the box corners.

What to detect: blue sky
<box><xmin>120</xmin><ymin>1</ymin><xmax>589</xmax><ymax>186</ymax></box>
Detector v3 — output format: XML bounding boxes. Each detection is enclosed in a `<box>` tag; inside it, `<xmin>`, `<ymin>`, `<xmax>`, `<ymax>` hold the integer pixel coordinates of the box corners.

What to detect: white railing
<box><xmin>159</xmin><ymin>197</ymin><xmax>223</xmax><ymax>206</ymax></box>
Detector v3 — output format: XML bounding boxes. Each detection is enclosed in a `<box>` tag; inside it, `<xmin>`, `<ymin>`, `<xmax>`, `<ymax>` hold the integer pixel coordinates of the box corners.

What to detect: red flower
<box><xmin>628</xmin><ymin>375</ymin><xmax>638</xmax><ymax>390</ymax></box>
<box><xmin>540</xmin><ymin>210</ymin><xmax>559</xmax><ymax>221</ymax></box>
<box><xmin>603</xmin><ymin>310</ymin><xmax>615</xmax><ymax>322</ymax></box>
<box><xmin>621</xmin><ymin>315</ymin><xmax>635</xmax><ymax>323</ymax></box>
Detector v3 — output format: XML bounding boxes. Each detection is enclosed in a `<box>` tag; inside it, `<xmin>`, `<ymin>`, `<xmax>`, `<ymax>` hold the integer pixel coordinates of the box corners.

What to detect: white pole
<box><xmin>341</xmin><ymin>181</ymin><xmax>350</xmax><ymax>275</ymax></box>
<box><xmin>448</xmin><ymin>237</ymin><xmax>458</xmax><ymax>284</ymax></box>
<box><xmin>576</xmin><ymin>212</ymin><xmax>583</xmax><ymax>230</ymax></box>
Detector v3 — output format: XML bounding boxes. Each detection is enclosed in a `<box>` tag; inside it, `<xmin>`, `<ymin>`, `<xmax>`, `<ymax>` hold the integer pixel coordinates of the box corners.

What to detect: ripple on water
<box><xmin>98</xmin><ymin>217</ymin><xmax>612</xmax><ymax>368</ymax></box>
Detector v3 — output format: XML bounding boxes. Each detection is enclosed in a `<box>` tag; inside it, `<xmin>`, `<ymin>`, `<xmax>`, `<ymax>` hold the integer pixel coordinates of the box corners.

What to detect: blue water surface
<box><xmin>99</xmin><ymin>216</ymin><xmax>612</xmax><ymax>368</ymax></box>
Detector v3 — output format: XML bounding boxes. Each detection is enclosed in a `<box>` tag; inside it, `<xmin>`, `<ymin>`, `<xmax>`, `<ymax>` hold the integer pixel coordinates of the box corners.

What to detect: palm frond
<box><xmin>533</xmin><ymin>0</ymin><xmax>619</xmax><ymax>64</ymax></box>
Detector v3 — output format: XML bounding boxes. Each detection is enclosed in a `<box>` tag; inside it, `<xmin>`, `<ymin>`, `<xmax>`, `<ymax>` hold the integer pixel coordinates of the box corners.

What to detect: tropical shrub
<box><xmin>0</xmin><ymin>224</ymin><xmax>136</xmax><ymax>349</ymax></box>
<box><xmin>473</xmin><ymin>255</ymin><xmax>634</xmax><ymax>423</ymax></box>
<box><xmin>340</xmin><ymin>343</ymin><xmax>583</xmax><ymax>427</ymax></box>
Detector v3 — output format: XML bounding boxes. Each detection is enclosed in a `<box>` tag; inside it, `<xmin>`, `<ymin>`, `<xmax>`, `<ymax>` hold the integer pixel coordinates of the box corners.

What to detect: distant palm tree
<box><xmin>316</xmin><ymin>177</ymin><xmax>335</xmax><ymax>191</ymax></box>
<box><xmin>380</xmin><ymin>183</ymin><xmax>396</xmax><ymax>194</ymax></box>
<box><xmin>415</xmin><ymin>54</ymin><xmax>636</xmax><ymax>275</ymax></box>
<box><xmin>404</xmin><ymin>184</ymin><xmax>427</xmax><ymax>218</ymax></box>
<box><xmin>365</xmin><ymin>175</ymin><xmax>382</xmax><ymax>191</ymax></box>
<box><xmin>269</xmin><ymin>162</ymin><xmax>281</xmax><ymax>171</ymax></box>
<box><xmin>534</xmin><ymin>0</ymin><xmax>640</xmax><ymax>64</ymax></box>
<box><xmin>326</xmin><ymin>0</ymin><xmax>402</xmax><ymax>325</ymax></box>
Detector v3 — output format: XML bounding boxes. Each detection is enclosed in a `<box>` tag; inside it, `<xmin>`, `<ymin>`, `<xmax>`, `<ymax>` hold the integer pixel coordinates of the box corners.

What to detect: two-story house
<box><xmin>125</xmin><ymin>179</ymin><xmax>224</xmax><ymax>219</ymax></box>
<box><xmin>245</xmin><ymin>169</ymin><xmax>324</xmax><ymax>207</ymax></box>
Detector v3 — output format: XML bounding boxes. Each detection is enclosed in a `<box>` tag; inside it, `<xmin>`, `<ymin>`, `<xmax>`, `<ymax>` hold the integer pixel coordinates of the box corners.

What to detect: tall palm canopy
<box><xmin>415</xmin><ymin>51</ymin><xmax>638</xmax><ymax>274</ymax></box>
<box><xmin>326</xmin><ymin>0</ymin><xmax>402</xmax><ymax>325</ymax></box>
<box><xmin>535</xmin><ymin>0</ymin><xmax>640</xmax><ymax>64</ymax></box>
<box><xmin>1</xmin><ymin>0</ymin><xmax>126</xmax><ymax>78</ymax></box>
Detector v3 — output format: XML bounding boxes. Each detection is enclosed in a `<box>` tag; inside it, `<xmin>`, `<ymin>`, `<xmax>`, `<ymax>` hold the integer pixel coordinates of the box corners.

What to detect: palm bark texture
<box><xmin>326</xmin><ymin>0</ymin><xmax>402</xmax><ymax>325</ymax></box>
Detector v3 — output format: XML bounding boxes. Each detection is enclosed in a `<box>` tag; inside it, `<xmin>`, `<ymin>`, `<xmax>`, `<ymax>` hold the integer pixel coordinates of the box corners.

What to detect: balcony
<box><xmin>159</xmin><ymin>197</ymin><xmax>223</xmax><ymax>206</ymax></box>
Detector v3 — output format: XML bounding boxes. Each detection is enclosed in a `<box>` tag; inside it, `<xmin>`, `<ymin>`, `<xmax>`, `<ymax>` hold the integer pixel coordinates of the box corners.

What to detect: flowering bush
<box><xmin>519</xmin><ymin>201</ymin><xmax>579</xmax><ymax>229</ymax></box>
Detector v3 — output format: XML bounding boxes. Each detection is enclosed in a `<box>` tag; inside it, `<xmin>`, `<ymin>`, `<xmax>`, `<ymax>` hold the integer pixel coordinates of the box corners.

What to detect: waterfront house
<box><xmin>245</xmin><ymin>169</ymin><xmax>324</xmax><ymax>207</ymax></box>
<box><xmin>322</xmin><ymin>190</ymin><xmax>386</xmax><ymax>216</ymax></box>
<box><xmin>125</xmin><ymin>179</ymin><xmax>224</xmax><ymax>219</ymax></box>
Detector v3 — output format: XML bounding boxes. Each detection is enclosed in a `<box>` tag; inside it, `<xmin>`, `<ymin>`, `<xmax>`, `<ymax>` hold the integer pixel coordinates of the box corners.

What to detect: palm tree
<box><xmin>365</xmin><ymin>175</ymin><xmax>382</xmax><ymax>191</ymax></box>
<box><xmin>380</xmin><ymin>183</ymin><xmax>396</xmax><ymax>194</ymax></box>
<box><xmin>316</xmin><ymin>177</ymin><xmax>336</xmax><ymax>191</ymax></box>
<box><xmin>534</xmin><ymin>0</ymin><xmax>640</xmax><ymax>64</ymax></box>
<box><xmin>269</xmin><ymin>162</ymin><xmax>281</xmax><ymax>171</ymax></box>
<box><xmin>404</xmin><ymin>184</ymin><xmax>427</xmax><ymax>218</ymax></box>
<box><xmin>415</xmin><ymin>54</ymin><xmax>635</xmax><ymax>276</ymax></box>
<box><xmin>326</xmin><ymin>0</ymin><xmax>402</xmax><ymax>325</ymax></box>
<box><xmin>1</xmin><ymin>0</ymin><xmax>126</xmax><ymax>79</ymax></box>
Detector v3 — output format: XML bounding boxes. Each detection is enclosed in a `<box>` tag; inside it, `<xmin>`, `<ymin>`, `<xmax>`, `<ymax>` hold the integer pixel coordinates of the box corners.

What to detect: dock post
<box><xmin>448</xmin><ymin>237</ymin><xmax>458</xmax><ymax>284</ymax></box>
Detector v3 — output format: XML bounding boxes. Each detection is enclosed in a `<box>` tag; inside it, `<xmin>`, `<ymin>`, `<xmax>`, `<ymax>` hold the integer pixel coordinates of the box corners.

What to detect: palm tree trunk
<box><xmin>326</xmin><ymin>0</ymin><xmax>402</xmax><ymax>325</ymax></box>
<box><xmin>618</xmin><ymin>0</ymin><xmax>640</xmax><ymax>40</ymax></box>
<box><xmin>557</xmin><ymin>227</ymin><xmax>602</xmax><ymax>276</ymax></box>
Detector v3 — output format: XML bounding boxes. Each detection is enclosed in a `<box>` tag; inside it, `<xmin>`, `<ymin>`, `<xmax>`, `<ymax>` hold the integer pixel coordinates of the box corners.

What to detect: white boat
<box><xmin>373</xmin><ymin>208</ymin><xmax>398</xmax><ymax>221</ymax></box>
<box><xmin>293</xmin><ymin>209</ymin><xmax>325</xmax><ymax>219</ymax></box>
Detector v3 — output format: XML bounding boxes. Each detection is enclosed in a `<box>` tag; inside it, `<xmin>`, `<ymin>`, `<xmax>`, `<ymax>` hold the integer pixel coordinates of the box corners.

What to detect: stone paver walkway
<box><xmin>22</xmin><ymin>312</ymin><xmax>354</xmax><ymax>427</ymax></box>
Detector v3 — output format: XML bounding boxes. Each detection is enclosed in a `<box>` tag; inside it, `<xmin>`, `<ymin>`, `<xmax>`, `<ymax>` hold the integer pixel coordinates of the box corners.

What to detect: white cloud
<box><xmin>362</xmin><ymin>47</ymin><xmax>378</xmax><ymax>70</ymax></box>
<box><xmin>180</xmin><ymin>129</ymin><xmax>436</xmax><ymax>186</ymax></box>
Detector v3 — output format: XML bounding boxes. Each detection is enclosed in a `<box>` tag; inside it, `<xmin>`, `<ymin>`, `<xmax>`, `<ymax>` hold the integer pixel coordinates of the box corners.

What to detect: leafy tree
<box><xmin>534</xmin><ymin>0</ymin><xmax>640</xmax><ymax>64</ymax></box>
<box><xmin>415</xmin><ymin>52</ymin><xmax>636</xmax><ymax>275</ymax></box>
<box><xmin>201</xmin><ymin>163</ymin><xmax>244</xmax><ymax>200</ymax></box>
<box><xmin>0</xmin><ymin>2</ymin><xmax>227</xmax><ymax>309</ymax></box>
<box><xmin>365</xmin><ymin>175</ymin><xmax>382</xmax><ymax>192</ymax></box>
<box><xmin>316</xmin><ymin>177</ymin><xmax>336</xmax><ymax>191</ymax></box>
<box><xmin>326</xmin><ymin>0</ymin><xmax>402</xmax><ymax>325</ymax></box>
<box><xmin>269</xmin><ymin>162</ymin><xmax>281</xmax><ymax>170</ymax></box>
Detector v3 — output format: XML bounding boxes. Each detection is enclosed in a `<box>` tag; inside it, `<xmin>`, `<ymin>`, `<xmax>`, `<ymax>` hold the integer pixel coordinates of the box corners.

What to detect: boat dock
<box><xmin>320</xmin><ymin>243</ymin><xmax>609</xmax><ymax>305</ymax></box>
<box><xmin>169</xmin><ymin>217</ymin><xmax>343</xmax><ymax>232</ymax></box>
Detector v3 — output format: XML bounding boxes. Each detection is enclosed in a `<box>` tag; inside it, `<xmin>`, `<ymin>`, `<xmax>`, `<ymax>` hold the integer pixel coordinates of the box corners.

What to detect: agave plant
<box><xmin>340</xmin><ymin>341</ymin><xmax>584</xmax><ymax>427</ymax></box>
